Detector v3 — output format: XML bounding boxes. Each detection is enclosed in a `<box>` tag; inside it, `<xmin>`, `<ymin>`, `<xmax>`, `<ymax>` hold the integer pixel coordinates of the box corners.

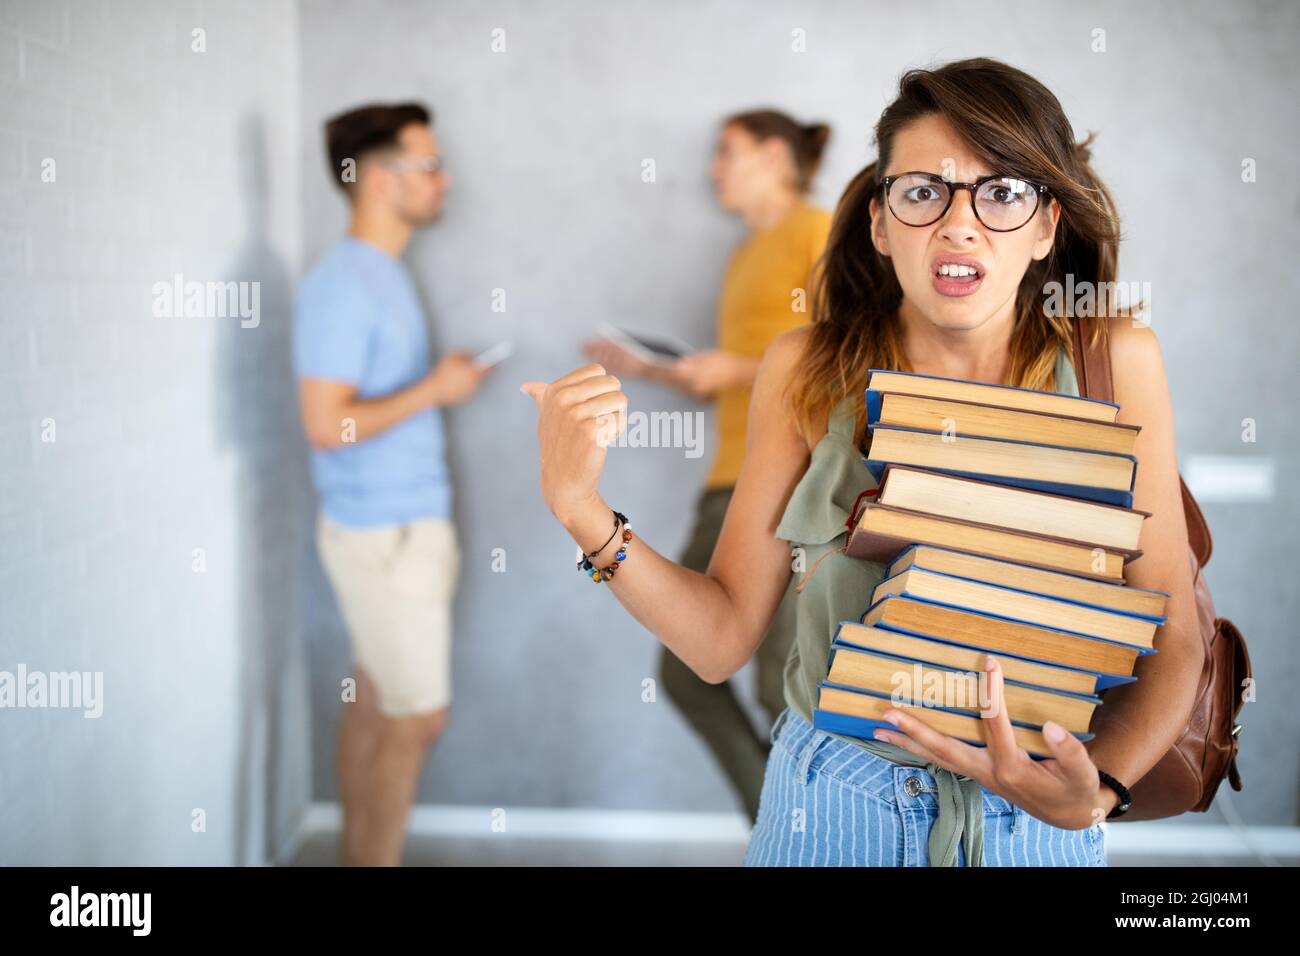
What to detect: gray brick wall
<box><xmin>0</xmin><ymin>0</ymin><xmax>310</xmax><ymax>865</ymax></box>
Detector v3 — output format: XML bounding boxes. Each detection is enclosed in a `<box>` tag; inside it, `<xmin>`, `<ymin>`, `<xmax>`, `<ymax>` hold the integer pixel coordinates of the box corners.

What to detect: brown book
<box><xmin>873</xmin><ymin>567</ymin><xmax>1158</xmax><ymax>650</ymax></box>
<box><xmin>867</xmin><ymin>427</ymin><xmax>1135</xmax><ymax>498</ymax></box>
<box><xmin>889</xmin><ymin>545</ymin><xmax>1168</xmax><ymax>620</ymax></box>
<box><xmin>876</xmin><ymin>465</ymin><xmax>1147</xmax><ymax>552</ymax></box>
<box><xmin>834</xmin><ymin>621</ymin><xmax>1100</xmax><ymax>695</ymax></box>
<box><xmin>862</xmin><ymin>595</ymin><xmax>1141</xmax><ymax>677</ymax></box>
<box><xmin>868</xmin><ymin>369</ymin><xmax>1119</xmax><ymax>423</ymax></box>
<box><xmin>872</xmin><ymin>391</ymin><xmax>1139</xmax><ymax>455</ymax></box>
<box><xmin>847</xmin><ymin>503</ymin><xmax>1132</xmax><ymax>581</ymax></box>
<box><xmin>817</xmin><ymin>684</ymin><xmax>1068</xmax><ymax>758</ymax></box>
<box><xmin>827</xmin><ymin>644</ymin><xmax>1098</xmax><ymax>733</ymax></box>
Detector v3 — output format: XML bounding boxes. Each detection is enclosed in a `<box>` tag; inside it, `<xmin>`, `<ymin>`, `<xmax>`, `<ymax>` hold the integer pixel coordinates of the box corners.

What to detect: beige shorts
<box><xmin>316</xmin><ymin>512</ymin><xmax>461</xmax><ymax>716</ymax></box>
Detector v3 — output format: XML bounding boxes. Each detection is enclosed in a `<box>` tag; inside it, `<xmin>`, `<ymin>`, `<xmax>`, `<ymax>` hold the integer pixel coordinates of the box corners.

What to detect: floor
<box><xmin>286</xmin><ymin>830</ymin><xmax>1297</xmax><ymax>867</ymax></box>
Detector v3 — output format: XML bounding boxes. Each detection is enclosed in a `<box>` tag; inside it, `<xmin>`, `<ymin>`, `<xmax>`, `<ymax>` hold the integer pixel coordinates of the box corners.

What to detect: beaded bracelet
<box><xmin>575</xmin><ymin>510</ymin><xmax>633</xmax><ymax>583</ymax></box>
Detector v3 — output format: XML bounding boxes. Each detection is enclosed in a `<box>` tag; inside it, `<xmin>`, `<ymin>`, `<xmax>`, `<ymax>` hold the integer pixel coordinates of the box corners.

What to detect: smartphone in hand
<box><xmin>473</xmin><ymin>340</ymin><xmax>514</xmax><ymax>368</ymax></box>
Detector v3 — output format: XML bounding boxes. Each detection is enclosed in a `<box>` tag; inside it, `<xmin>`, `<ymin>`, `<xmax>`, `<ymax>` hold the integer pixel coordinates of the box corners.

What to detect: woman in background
<box><xmin>582</xmin><ymin>109</ymin><xmax>832</xmax><ymax>823</ymax></box>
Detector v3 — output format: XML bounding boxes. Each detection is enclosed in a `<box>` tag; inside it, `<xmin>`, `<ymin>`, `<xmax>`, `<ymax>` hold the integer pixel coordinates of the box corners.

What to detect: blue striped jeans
<box><xmin>744</xmin><ymin>706</ymin><xmax>1108</xmax><ymax>866</ymax></box>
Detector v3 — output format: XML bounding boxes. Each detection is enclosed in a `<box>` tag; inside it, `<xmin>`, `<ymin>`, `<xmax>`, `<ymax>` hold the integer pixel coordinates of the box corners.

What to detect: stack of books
<box><xmin>812</xmin><ymin>369</ymin><xmax>1168</xmax><ymax>758</ymax></box>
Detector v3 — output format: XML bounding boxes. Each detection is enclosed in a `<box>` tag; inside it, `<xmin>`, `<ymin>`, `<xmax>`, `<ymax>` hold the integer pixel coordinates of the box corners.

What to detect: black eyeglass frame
<box><xmin>879</xmin><ymin>171</ymin><xmax>1051</xmax><ymax>232</ymax></box>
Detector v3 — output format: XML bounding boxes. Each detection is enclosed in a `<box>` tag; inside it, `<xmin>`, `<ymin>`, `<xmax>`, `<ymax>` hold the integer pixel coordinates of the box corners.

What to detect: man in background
<box><xmin>294</xmin><ymin>102</ymin><xmax>491</xmax><ymax>865</ymax></box>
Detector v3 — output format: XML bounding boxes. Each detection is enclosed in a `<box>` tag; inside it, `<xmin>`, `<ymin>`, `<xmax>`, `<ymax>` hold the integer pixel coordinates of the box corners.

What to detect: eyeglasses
<box><xmin>880</xmin><ymin>171</ymin><xmax>1049</xmax><ymax>232</ymax></box>
<box><xmin>385</xmin><ymin>155</ymin><xmax>444</xmax><ymax>175</ymax></box>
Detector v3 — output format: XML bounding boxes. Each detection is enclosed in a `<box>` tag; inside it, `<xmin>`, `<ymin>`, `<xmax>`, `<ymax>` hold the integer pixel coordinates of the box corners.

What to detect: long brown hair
<box><xmin>725</xmin><ymin>108</ymin><xmax>832</xmax><ymax>194</ymax></box>
<box><xmin>787</xmin><ymin>58</ymin><xmax>1132</xmax><ymax>451</ymax></box>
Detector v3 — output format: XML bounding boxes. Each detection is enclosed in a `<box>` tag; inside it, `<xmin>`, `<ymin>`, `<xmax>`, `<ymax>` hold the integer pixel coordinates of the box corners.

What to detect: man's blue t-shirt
<box><xmin>293</xmin><ymin>237</ymin><xmax>452</xmax><ymax>527</ymax></box>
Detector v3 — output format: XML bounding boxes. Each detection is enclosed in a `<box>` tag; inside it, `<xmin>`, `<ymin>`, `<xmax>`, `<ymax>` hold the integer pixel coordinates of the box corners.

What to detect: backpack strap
<box><xmin>1071</xmin><ymin>317</ymin><xmax>1213</xmax><ymax>568</ymax></box>
<box><xmin>1070</xmin><ymin>315</ymin><xmax>1115</xmax><ymax>404</ymax></box>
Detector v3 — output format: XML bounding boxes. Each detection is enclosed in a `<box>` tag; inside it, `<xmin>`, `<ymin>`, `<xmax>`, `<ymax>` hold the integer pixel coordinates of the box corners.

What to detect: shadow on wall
<box><xmin>212</xmin><ymin>113</ymin><xmax>314</xmax><ymax>865</ymax></box>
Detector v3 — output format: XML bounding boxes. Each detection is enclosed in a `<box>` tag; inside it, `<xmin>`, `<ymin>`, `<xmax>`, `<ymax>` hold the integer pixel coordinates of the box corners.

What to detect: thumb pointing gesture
<box><xmin>519</xmin><ymin>380</ymin><xmax>546</xmax><ymax>405</ymax></box>
<box><xmin>520</xmin><ymin>364</ymin><xmax>627</xmax><ymax>522</ymax></box>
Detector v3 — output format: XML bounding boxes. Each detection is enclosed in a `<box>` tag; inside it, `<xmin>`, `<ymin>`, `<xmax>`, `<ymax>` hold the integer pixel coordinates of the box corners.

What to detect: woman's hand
<box><xmin>669</xmin><ymin>349</ymin><xmax>760</xmax><ymax>400</ymax></box>
<box><xmin>872</xmin><ymin>655</ymin><xmax>1118</xmax><ymax>830</ymax></box>
<box><xmin>519</xmin><ymin>364</ymin><xmax>628</xmax><ymax>525</ymax></box>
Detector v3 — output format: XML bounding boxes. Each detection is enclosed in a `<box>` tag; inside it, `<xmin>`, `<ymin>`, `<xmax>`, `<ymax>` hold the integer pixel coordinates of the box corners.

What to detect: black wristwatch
<box><xmin>1097</xmin><ymin>769</ymin><xmax>1133</xmax><ymax>819</ymax></box>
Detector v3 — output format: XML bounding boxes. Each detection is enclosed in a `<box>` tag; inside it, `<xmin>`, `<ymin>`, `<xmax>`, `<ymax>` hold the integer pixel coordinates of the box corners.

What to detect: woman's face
<box><xmin>710</xmin><ymin>123</ymin><xmax>791</xmax><ymax>211</ymax></box>
<box><xmin>869</xmin><ymin>113</ymin><xmax>1059</xmax><ymax>333</ymax></box>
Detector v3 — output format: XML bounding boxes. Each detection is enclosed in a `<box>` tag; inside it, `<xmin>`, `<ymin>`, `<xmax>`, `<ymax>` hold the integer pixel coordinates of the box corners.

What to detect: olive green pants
<box><xmin>658</xmin><ymin>485</ymin><xmax>795</xmax><ymax>822</ymax></box>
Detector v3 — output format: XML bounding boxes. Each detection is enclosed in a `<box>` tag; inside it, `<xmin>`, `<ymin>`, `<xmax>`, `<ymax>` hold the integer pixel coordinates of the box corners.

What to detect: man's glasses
<box><xmin>880</xmin><ymin>171</ymin><xmax>1049</xmax><ymax>232</ymax></box>
<box><xmin>385</xmin><ymin>155</ymin><xmax>444</xmax><ymax>175</ymax></box>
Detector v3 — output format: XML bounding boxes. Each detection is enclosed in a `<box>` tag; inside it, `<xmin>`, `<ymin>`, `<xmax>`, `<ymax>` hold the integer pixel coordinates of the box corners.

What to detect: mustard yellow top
<box><xmin>704</xmin><ymin>200</ymin><xmax>832</xmax><ymax>489</ymax></box>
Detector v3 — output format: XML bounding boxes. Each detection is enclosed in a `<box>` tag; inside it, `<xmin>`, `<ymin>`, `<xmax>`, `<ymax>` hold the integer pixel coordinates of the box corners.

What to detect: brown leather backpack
<box><xmin>1071</xmin><ymin>317</ymin><xmax>1250</xmax><ymax>820</ymax></box>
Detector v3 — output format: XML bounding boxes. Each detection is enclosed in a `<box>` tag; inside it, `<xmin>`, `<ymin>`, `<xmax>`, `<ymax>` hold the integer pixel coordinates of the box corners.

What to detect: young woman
<box><xmin>581</xmin><ymin>109</ymin><xmax>832</xmax><ymax>824</ymax></box>
<box><xmin>521</xmin><ymin>58</ymin><xmax>1203</xmax><ymax>866</ymax></box>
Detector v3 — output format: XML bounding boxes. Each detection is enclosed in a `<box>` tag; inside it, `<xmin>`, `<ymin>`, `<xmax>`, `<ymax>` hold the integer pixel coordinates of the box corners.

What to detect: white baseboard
<box><xmin>1097</xmin><ymin>822</ymin><xmax>1300</xmax><ymax>857</ymax></box>
<box><xmin>283</xmin><ymin>802</ymin><xmax>1300</xmax><ymax>863</ymax></box>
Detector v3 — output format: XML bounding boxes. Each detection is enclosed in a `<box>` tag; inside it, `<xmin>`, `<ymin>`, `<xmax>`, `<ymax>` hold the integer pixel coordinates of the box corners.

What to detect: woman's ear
<box><xmin>869</xmin><ymin>196</ymin><xmax>890</xmax><ymax>257</ymax></box>
<box><xmin>1030</xmin><ymin>197</ymin><xmax>1061</xmax><ymax>262</ymax></box>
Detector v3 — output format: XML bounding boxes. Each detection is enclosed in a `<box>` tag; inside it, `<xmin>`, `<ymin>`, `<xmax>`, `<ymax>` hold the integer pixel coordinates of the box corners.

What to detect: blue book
<box><xmin>830</xmin><ymin>639</ymin><xmax>1102</xmax><ymax>700</ymax></box>
<box><xmin>883</xmin><ymin>544</ymin><xmax>1169</xmax><ymax>623</ymax></box>
<box><xmin>863</xmin><ymin>424</ymin><xmax>1137</xmax><ymax>508</ymax></box>
<box><xmin>864</xmin><ymin>464</ymin><xmax>1147</xmax><ymax>558</ymax></box>
<box><xmin>814</xmin><ymin>680</ymin><xmax>1095</xmax><ymax>760</ymax></box>
<box><xmin>866</xmin><ymin>385</ymin><xmax>1141</xmax><ymax>456</ymax></box>
<box><xmin>865</xmin><ymin>367</ymin><xmax>1120</xmax><ymax>422</ymax></box>
<box><xmin>865</xmin><ymin>592</ymin><xmax>1156</xmax><ymax>657</ymax></box>
<box><xmin>862</xmin><ymin>594</ymin><xmax>1149</xmax><ymax>691</ymax></box>
<box><xmin>811</xmin><ymin>708</ymin><xmax>1086</xmax><ymax>761</ymax></box>
<box><xmin>872</xmin><ymin>566</ymin><xmax>1162</xmax><ymax>650</ymax></box>
<box><xmin>830</xmin><ymin>619</ymin><xmax>1134</xmax><ymax>693</ymax></box>
<box><xmin>825</xmin><ymin>640</ymin><xmax>1102</xmax><ymax>732</ymax></box>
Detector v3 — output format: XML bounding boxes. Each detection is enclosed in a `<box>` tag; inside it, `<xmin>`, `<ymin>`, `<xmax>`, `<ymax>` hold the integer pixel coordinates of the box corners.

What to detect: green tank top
<box><xmin>767</xmin><ymin>347</ymin><xmax>1081</xmax><ymax>867</ymax></box>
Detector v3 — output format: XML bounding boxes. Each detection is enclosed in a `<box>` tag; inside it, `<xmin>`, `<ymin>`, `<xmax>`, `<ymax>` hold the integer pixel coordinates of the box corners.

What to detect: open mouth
<box><xmin>932</xmin><ymin>259</ymin><xmax>985</xmax><ymax>298</ymax></box>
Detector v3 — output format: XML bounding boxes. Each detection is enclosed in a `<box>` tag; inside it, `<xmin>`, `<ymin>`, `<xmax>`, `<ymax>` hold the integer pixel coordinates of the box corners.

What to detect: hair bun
<box><xmin>723</xmin><ymin>109</ymin><xmax>830</xmax><ymax>193</ymax></box>
<box><xmin>803</xmin><ymin>122</ymin><xmax>831</xmax><ymax>159</ymax></box>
